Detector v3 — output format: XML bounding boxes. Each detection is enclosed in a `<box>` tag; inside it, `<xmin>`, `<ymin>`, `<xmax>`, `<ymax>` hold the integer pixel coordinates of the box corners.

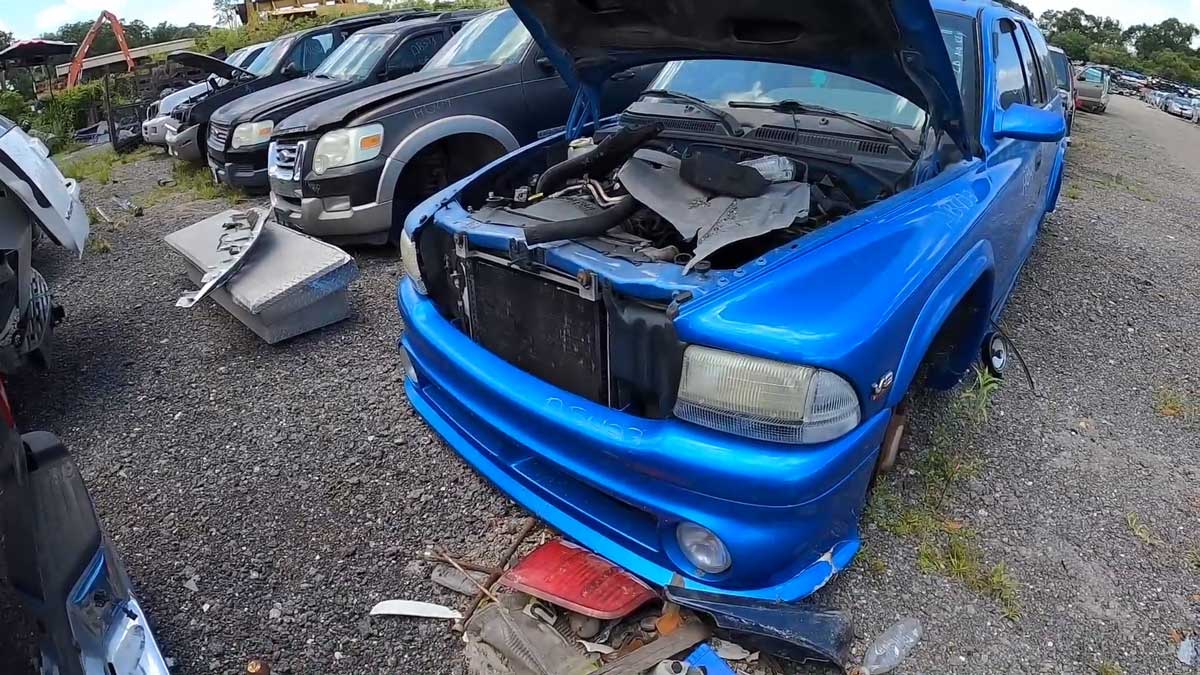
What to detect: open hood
<box><xmin>169</xmin><ymin>51</ymin><xmax>257</xmax><ymax>81</ymax></box>
<box><xmin>508</xmin><ymin>0</ymin><xmax>972</xmax><ymax>156</ymax></box>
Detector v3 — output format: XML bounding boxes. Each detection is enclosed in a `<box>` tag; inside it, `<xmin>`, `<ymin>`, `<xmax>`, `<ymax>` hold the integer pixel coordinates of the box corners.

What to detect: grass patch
<box><xmin>137</xmin><ymin>161</ymin><xmax>244</xmax><ymax>208</ymax></box>
<box><xmin>856</xmin><ymin>546</ymin><xmax>888</xmax><ymax>575</ymax></box>
<box><xmin>866</xmin><ymin>371</ymin><xmax>1021</xmax><ymax>620</ymax></box>
<box><xmin>58</xmin><ymin>145</ymin><xmax>164</xmax><ymax>185</ymax></box>
<box><xmin>1094</xmin><ymin>661</ymin><xmax>1123</xmax><ymax>675</ymax></box>
<box><xmin>86</xmin><ymin>234</ymin><xmax>112</xmax><ymax>254</ymax></box>
<box><xmin>1185</xmin><ymin>549</ymin><xmax>1200</xmax><ymax>573</ymax></box>
<box><xmin>1154</xmin><ymin>388</ymin><xmax>1197</xmax><ymax>421</ymax></box>
<box><xmin>1126</xmin><ymin>512</ymin><xmax>1164</xmax><ymax>547</ymax></box>
<box><xmin>1065</xmin><ymin>184</ymin><xmax>1082</xmax><ymax>200</ymax></box>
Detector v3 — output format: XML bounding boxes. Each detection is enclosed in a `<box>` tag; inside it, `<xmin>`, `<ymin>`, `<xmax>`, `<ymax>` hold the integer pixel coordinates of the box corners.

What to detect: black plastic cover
<box><xmin>680</xmin><ymin>149</ymin><xmax>768</xmax><ymax>198</ymax></box>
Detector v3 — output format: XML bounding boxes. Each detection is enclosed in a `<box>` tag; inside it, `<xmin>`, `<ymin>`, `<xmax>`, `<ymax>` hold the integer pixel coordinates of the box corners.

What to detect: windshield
<box><xmin>646</xmin><ymin>15</ymin><xmax>973</xmax><ymax>130</ymax></box>
<box><xmin>313</xmin><ymin>32</ymin><xmax>392</xmax><ymax>79</ymax></box>
<box><xmin>246</xmin><ymin>37</ymin><xmax>294</xmax><ymax>77</ymax></box>
<box><xmin>424</xmin><ymin>9</ymin><xmax>529</xmax><ymax>70</ymax></box>
<box><xmin>1173</xmin><ymin>95</ymin><xmax>1192</xmax><ymax>104</ymax></box>
<box><xmin>1049</xmin><ymin>52</ymin><xmax>1071</xmax><ymax>91</ymax></box>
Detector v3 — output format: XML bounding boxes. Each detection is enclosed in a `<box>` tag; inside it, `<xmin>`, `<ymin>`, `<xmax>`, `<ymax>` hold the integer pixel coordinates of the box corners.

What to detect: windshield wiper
<box><xmin>728</xmin><ymin>99</ymin><xmax>918</xmax><ymax>159</ymax></box>
<box><xmin>640</xmin><ymin>89</ymin><xmax>745</xmax><ymax>137</ymax></box>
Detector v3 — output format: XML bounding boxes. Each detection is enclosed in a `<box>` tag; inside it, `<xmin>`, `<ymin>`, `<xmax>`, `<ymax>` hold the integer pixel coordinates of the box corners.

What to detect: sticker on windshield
<box><xmin>941</xmin><ymin>29</ymin><xmax>966</xmax><ymax>90</ymax></box>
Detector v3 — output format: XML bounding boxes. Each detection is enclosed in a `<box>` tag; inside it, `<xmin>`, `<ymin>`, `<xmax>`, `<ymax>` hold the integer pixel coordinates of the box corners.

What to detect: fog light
<box><xmin>323</xmin><ymin>195</ymin><xmax>352</xmax><ymax>212</ymax></box>
<box><xmin>675</xmin><ymin>522</ymin><xmax>731</xmax><ymax>574</ymax></box>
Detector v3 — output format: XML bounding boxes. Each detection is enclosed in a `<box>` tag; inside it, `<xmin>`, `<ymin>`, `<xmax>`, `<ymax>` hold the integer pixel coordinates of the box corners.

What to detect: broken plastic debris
<box><xmin>182</xmin><ymin>577</ymin><xmax>199</xmax><ymax>593</ymax></box>
<box><xmin>1179</xmin><ymin>637</ymin><xmax>1198</xmax><ymax>667</ymax></box>
<box><xmin>578</xmin><ymin>640</ymin><xmax>615</xmax><ymax>655</ymax></box>
<box><xmin>739</xmin><ymin>155</ymin><xmax>797</xmax><ymax>183</ymax></box>
<box><xmin>711</xmin><ymin>638</ymin><xmax>753</xmax><ymax>661</ymax></box>
<box><xmin>466</xmin><ymin>595</ymin><xmax>597</xmax><ymax>675</ymax></box>
<box><xmin>860</xmin><ymin>617</ymin><xmax>922</xmax><ymax>675</ymax></box>
<box><xmin>500</xmin><ymin>539</ymin><xmax>655</xmax><ymax>620</ymax></box>
<box><xmin>432</xmin><ymin>563</ymin><xmax>491</xmax><ymax>596</ymax></box>
<box><xmin>686</xmin><ymin>644</ymin><xmax>737</xmax><ymax>675</ymax></box>
<box><xmin>369</xmin><ymin>599</ymin><xmax>463</xmax><ymax>620</ymax></box>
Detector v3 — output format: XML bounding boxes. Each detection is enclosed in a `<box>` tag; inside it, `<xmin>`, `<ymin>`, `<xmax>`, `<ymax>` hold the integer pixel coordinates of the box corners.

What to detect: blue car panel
<box><xmin>396</xmin><ymin>0</ymin><xmax>1066</xmax><ymax>603</ymax></box>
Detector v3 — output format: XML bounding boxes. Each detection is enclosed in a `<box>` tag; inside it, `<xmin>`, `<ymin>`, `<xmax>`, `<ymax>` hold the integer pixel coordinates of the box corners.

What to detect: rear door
<box><xmin>384</xmin><ymin>28</ymin><xmax>450</xmax><ymax>80</ymax></box>
<box><xmin>1018</xmin><ymin>22</ymin><xmax>1064</xmax><ymax>215</ymax></box>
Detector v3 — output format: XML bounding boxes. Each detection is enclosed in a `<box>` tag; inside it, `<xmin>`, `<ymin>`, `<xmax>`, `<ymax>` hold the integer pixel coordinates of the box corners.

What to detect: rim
<box><xmin>988</xmin><ymin>334</ymin><xmax>1008</xmax><ymax>372</ymax></box>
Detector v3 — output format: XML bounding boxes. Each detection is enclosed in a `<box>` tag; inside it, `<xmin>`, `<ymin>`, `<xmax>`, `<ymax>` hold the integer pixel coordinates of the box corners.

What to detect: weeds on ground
<box><xmin>1066</xmin><ymin>184</ymin><xmax>1082</xmax><ymax>200</ymax></box>
<box><xmin>1154</xmin><ymin>388</ymin><xmax>1198</xmax><ymax>421</ymax></box>
<box><xmin>58</xmin><ymin>145</ymin><xmax>163</xmax><ymax>185</ymax></box>
<box><xmin>1184</xmin><ymin>548</ymin><xmax>1200</xmax><ymax>573</ymax></box>
<box><xmin>1094</xmin><ymin>661</ymin><xmax>1124</xmax><ymax>675</ymax></box>
<box><xmin>866</xmin><ymin>370</ymin><xmax>1023</xmax><ymax>619</ymax></box>
<box><xmin>86</xmin><ymin>234</ymin><xmax>112</xmax><ymax>254</ymax></box>
<box><xmin>137</xmin><ymin>161</ymin><xmax>243</xmax><ymax>208</ymax></box>
<box><xmin>1126</xmin><ymin>512</ymin><xmax>1164</xmax><ymax>547</ymax></box>
<box><xmin>855</xmin><ymin>546</ymin><xmax>888</xmax><ymax>575</ymax></box>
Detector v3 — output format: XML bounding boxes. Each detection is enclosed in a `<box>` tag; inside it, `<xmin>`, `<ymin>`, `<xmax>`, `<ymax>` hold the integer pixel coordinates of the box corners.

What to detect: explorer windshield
<box><xmin>423</xmin><ymin>9</ymin><xmax>529</xmax><ymax>70</ymax></box>
<box><xmin>246</xmin><ymin>37</ymin><xmax>294</xmax><ymax>76</ymax></box>
<box><xmin>313</xmin><ymin>32</ymin><xmax>392</xmax><ymax>80</ymax></box>
<box><xmin>647</xmin><ymin>14</ymin><xmax>974</xmax><ymax>131</ymax></box>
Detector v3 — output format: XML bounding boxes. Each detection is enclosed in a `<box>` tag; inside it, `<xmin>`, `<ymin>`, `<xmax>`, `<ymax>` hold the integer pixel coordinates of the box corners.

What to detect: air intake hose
<box><xmin>523</xmin><ymin>195</ymin><xmax>638</xmax><ymax>245</ymax></box>
<box><xmin>535</xmin><ymin>123</ymin><xmax>664</xmax><ymax>195</ymax></box>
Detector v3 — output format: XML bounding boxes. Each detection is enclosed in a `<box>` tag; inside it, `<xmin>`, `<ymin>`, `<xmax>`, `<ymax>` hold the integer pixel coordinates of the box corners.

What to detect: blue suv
<box><xmin>397</xmin><ymin>0</ymin><xmax>1066</xmax><ymax>603</ymax></box>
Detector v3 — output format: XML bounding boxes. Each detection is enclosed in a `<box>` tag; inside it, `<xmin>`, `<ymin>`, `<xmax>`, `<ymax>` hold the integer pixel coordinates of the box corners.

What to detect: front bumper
<box><xmin>141</xmin><ymin>115</ymin><xmax>170</xmax><ymax>146</ymax></box>
<box><xmin>270</xmin><ymin>191</ymin><xmax>393</xmax><ymax>244</ymax></box>
<box><xmin>397</xmin><ymin>280</ymin><xmax>885</xmax><ymax>602</ymax></box>
<box><xmin>210</xmin><ymin>146</ymin><xmax>269</xmax><ymax>190</ymax></box>
<box><xmin>165</xmin><ymin>123</ymin><xmax>204</xmax><ymax>163</ymax></box>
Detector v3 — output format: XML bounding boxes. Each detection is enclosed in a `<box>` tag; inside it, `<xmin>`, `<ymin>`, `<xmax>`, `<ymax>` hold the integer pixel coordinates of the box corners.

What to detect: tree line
<box><xmin>1038</xmin><ymin>9</ymin><xmax>1200</xmax><ymax>85</ymax></box>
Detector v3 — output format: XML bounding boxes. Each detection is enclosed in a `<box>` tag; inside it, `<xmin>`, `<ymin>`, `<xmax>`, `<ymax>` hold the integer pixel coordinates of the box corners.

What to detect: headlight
<box><xmin>231</xmin><ymin>120</ymin><xmax>274</xmax><ymax>148</ymax></box>
<box><xmin>400</xmin><ymin>228</ymin><xmax>426</xmax><ymax>295</ymax></box>
<box><xmin>676</xmin><ymin>522</ymin><xmax>731</xmax><ymax>574</ymax></box>
<box><xmin>673</xmin><ymin>346</ymin><xmax>860</xmax><ymax>444</ymax></box>
<box><xmin>312</xmin><ymin>123</ymin><xmax>384</xmax><ymax>175</ymax></box>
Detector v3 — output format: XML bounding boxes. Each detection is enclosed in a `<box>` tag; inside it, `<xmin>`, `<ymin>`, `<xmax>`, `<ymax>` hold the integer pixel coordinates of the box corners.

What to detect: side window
<box><xmin>387</xmin><ymin>31</ymin><xmax>447</xmax><ymax>75</ymax></box>
<box><xmin>1013</xmin><ymin>24</ymin><xmax>1044</xmax><ymax>105</ymax></box>
<box><xmin>290</xmin><ymin>32</ymin><xmax>336</xmax><ymax>73</ymax></box>
<box><xmin>1083</xmin><ymin>68</ymin><xmax>1103</xmax><ymax>84</ymax></box>
<box><xmin>1026</xmin><ymin>26</ymin><xmax>1057</xmax><ymax>100</ymax></box>
<box><xmin>995</xmin><ymin>20</ymin><xmax>1028</xmax><ymax>109</ymax></box>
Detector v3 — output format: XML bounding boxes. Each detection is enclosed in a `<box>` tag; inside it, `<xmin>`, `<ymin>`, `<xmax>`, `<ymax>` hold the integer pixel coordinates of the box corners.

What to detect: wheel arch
<box><xmin>886</xmin><ymin>241</ymin><xmax>996</xmax><ymax>406</ymax></box>
<box><xmin>376</xmin><ymin>115</ymin><xmax>520</xmax><ymax>204</ymax></box>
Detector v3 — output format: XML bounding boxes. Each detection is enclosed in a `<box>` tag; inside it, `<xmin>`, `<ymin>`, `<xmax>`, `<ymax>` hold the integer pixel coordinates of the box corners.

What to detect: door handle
<box><xmin>610</xmin><ymin>70</ymin><xmax>636</xmax><ymax>81</ymax></box>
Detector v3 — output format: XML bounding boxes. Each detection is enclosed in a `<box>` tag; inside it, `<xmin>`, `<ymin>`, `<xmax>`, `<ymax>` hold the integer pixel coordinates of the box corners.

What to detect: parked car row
<box><xmin>138</xmin><ymin>0</ymin><xmax>1070</xmax><ymax>607</ymax></box>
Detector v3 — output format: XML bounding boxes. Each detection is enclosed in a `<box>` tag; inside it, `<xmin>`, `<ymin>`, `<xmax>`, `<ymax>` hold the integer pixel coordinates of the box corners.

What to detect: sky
<box><xmin>2</xmin><ymin>0</ymin><xmax>1200</xmax><ymax>39</ymax></box>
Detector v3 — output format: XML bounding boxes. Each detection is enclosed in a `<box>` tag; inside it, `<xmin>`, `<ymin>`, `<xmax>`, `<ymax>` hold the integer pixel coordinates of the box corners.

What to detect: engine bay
<box><xmin>469</xmin><ymin>122</ymin><xmax>894</xmax><ymax>272</ymax></box>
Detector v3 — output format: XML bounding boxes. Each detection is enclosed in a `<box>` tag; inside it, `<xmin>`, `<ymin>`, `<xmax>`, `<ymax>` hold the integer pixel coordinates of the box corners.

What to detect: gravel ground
<box><xmin>1</xmin><ymin>95</ymin><xmax>1198</xmax><ymax>674</ymax></box>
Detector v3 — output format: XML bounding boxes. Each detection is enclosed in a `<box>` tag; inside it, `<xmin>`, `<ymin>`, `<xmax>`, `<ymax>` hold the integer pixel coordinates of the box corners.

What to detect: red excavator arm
<box><xmin>65</xmin><ymin>11</ymin><xmax>134</xmax><ymax>88</ymax></box>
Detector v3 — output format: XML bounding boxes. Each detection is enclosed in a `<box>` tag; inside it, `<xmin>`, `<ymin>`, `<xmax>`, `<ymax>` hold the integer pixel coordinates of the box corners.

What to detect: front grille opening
<box><xmin>419</xmin><ymin>227</ymin><xmax>682</xmax><ymax>418</ymax></box>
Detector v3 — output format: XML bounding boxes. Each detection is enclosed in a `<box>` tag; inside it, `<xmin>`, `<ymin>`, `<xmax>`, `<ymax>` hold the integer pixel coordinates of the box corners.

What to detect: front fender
<box><xmin>887</xmin><ymin>240</ymin><xmax>994</xmax><ymax>405</ymax></box>
<box><xmin>376</xmin><ymin>115</ymin><xmax>520</xmax><ymax>203</ymax></box>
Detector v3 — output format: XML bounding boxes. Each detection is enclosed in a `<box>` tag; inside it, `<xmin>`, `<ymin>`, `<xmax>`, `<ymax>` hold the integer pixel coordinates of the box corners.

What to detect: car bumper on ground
<box><xmin>270</xmin><ymin>190</ymin><xmax>393</xmax><ymax>244</ymax></box>
<box><xmin>142</xmin><ymin>115</ymin><xmax>170</xmax><ymax>146</ymax></box>
<box><xmin>165</xmin><ymin>123</ymin><xmax>204</xmax><ymax>162</ymax></box>
<box><xmin>397</xmin><ymin>279</ymin><xmax>885</xmax><ymax>602</ymax></box>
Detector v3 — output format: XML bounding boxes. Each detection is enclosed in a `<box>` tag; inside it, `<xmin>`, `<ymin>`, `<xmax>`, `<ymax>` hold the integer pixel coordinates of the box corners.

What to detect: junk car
<box><xmin>165</xmin><ymin>10</ymin><xmax>420</xmax><ymax>165</ymax></box>
<box><xmin>397</xmin><ymin>0</ymin><xmax>1066</xmax><ymax>603</ymax></box>
<box><xmin>142</xmin><ymin>43</ymin><xmax>269</xmax><ymax>146</ymax></box>
<box><xmin>267</xmin><ymin>8</ymin><xmax>659</xmax><ymax>245</ymax></box>
<box><xmin>207</xmin><ymin>11</ymin><xmax>480</xmax><ymax>191</ymax></box>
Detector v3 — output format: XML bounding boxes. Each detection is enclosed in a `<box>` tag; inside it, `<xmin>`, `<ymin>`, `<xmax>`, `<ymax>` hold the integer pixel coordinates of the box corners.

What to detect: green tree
<box><xmin>1086</xmin><ymin>43</ymin><xmax>1136</xmax><ymax>69</ymax></box>
<box><xmin>1053</xmin><ymin>29</ymin><xmax>1092</xmax><ymax>61</ymax></box>
<box><xmin>1124</xmin><ymin>19</ymin><xmax>1200</xmax><ymax>59</ymax></box>
<box><xmin>1143</xmin><ymin>49</ymin><xmax>1200</xmax><ymax>83</ymax></box>
<box><xmin>994</xmin><ymin>0</ymin><xmax>1034</xmax><ymax>20</ymax></box>
<box><xmin>1038</xmin><ymin>8</ymin><xmax>1123</xmax><ymax>45</ymax></box>
<box><xmin>0</xmin><ymin>30</ymin><xmax>13</xmax><ymax>50</ymax></box>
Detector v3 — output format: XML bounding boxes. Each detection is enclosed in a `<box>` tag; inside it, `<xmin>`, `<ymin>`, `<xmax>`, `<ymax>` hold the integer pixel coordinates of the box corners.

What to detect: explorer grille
<box><xmin>209</xmin><ymin>121</ymin><xmax>231</xmax><ymax>150</ymax></box>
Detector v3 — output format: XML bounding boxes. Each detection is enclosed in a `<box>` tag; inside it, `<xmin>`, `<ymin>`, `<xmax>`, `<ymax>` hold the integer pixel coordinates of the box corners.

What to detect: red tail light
<box><xmin>499</xmin><ymin>539</ymin><xmax>656</xmax><ymax>619</ymax></box>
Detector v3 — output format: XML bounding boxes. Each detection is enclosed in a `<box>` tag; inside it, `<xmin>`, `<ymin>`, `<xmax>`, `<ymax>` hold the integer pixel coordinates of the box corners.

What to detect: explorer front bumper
<box><xmin>397</xmin><ymin>279</ymin><xmax>887</xmax><ymax>602</ymax></box>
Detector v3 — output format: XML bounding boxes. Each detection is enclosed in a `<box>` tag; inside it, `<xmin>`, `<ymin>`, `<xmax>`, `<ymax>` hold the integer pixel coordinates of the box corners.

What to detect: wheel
<box><xmin>981</xmin><ymin>331</ymin><xmax>1009</xmax><ymax>376</ymax></box>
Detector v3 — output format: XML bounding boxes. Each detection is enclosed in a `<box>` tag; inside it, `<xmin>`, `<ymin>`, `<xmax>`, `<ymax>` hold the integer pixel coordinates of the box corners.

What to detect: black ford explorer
<box><xmin>267</xmin><ymin>8</ymin><xmax>659</xmax><ymax>245</ymax></box>
<box><xmin>165</xmin><ymin>10</ymin><xmax>421</xmax><ymax>169</ymax></box>
<box><xmin>207</xmin><ymin>11</ymin><xmax>481</xmax><ymax>191</ymax></box>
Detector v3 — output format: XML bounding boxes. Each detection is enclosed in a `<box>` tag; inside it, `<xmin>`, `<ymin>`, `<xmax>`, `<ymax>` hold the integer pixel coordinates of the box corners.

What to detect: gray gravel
<box><xmin>2</xmin><ymin>96</ymin><xmax>1198</xmax><ymax>674</ymax></box>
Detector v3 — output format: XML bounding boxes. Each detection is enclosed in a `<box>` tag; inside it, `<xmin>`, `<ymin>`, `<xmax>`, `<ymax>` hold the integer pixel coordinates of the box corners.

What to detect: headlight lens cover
<box><xmin>231</xmin><ymin>120</ymin><xmax>274</xmax><ymax>148</ymax></box>
<box><xmin>676</xmin><ymin>522</ymin><xmax>731</xmax><ymax>574</ymax></box>
<box><xmin>400</xmin><ymin>228</ymin><xmax>426</xmax><ymax>295</ymax></box>
<box><xmin>312</xmin><ymin>123</ymin><xmax>384</xmax><ymax>175</ymax></box>
<box><xmin>673</xmin><ymin>346</ymin><xmax>860</xmax><ymax>444</ymax></box>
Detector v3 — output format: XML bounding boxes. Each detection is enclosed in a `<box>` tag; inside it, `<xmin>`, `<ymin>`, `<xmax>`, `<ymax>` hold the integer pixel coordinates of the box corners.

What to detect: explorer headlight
<box><xmin>673</xmin><ymin>346</ymin><xmax>860</xmax><ymax>444</ymax></box>
<box><xmin>312</xmin><ymin>123</ymin><xmax>384</xmax><ymax>175</ymax></box>
<box><xmin>231</xmin><ymin>120</ymin><xmax>274</xmax><ymax>149</ymax></box>
<box><xmin>400</xmin><ymin>228</ymin><xmax>426</xmax><ymax>295</ymax></box>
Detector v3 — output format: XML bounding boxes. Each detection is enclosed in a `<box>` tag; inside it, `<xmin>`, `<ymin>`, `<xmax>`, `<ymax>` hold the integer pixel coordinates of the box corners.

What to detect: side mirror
<box><xmin>1076</xmin><ymin>73</ymin><xmax>1086</xmax><ymax>81</ymax></box>
<box><xmin>994</xmin><ymin>103</ymin><xmax>1067</xmax><ymax>143</ymax></box>
<box><xmin>281</xmin><ymin>62</ymin><xmax>300</xmax><ymax>78</ymax></box>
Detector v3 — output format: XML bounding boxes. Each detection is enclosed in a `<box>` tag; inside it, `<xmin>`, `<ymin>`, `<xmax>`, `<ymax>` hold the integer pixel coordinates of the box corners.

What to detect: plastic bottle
<box><xmin>859</xmin><ymin>617</ymin><xmax>923</xmax><ymax>675</ymax></box>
